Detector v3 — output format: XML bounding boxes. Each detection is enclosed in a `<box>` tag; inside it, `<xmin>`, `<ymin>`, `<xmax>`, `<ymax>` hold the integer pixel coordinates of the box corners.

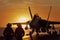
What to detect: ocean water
<box><xmin>0</xmin><ymin>28</ymin><xmax>4</xmax><ymax>36</ymax></box>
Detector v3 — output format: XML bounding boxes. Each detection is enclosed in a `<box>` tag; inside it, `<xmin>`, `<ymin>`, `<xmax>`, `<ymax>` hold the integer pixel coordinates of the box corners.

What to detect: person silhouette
<box><xmin>3</xmin><ymin>23</ymin><xmax>14</xmax><ymax>40</ymax></box>
<box><xmin>15</xmin><ymin>23</ymin><xmax>25</xmax><ymax>40</ymax></box>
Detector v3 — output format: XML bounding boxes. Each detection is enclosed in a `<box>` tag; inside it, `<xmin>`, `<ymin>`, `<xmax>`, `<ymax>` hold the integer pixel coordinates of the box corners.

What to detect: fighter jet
<box><xmin>28</xmin><ymin>6</ymin><xmax>60</xmax><ymax>32</ymax></box>
<box><xmin>10</xmin><ymin>6</ymin><xmax>60</xmax><ymax>31</ymax></box>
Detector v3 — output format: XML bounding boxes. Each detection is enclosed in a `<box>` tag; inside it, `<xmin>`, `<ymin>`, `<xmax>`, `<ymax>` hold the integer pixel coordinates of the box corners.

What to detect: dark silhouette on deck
<box><xmin>15</xmin><ymin>23</ymin><xmax>25</xmax><ymax>40</ymax></box>
<box><xmin>3</xmin><ymin>23</ymin><xmax>14</xmax><ymax>40</ymax></box>
<box><xmin>29</xmin><ymin>14</ymin><xmax>60</xmax><ymax>40</ymax></box>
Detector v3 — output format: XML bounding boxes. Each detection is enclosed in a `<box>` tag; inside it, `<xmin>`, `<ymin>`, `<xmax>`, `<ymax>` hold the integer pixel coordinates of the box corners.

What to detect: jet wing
<box><xmin>41</xmin><ymin>19</ymin><xmax>60</xmax><ymax>24</ymax></box>
<box><xmin>48</xmin><ymin>21</ymin><xmax>60</xmax><ymax>24</ymax></box>
<box><xmin>10</xmin><ymin>22</ymin><xmax>28</xmax><ymax>25</ymax></box>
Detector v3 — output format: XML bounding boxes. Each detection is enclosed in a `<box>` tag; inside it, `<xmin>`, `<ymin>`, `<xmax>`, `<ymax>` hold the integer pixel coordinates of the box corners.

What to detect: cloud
<box><xmin>0</xmin><ymin>0</ymin><xmax>25</xmax><ymax>8</ymax></box>
<box><xmin>30</xmin><ymin>0</ymin><xmax>60</xmax><ymax>6</ymax></box>
<box><xmin>0</xmin><ymin>0</ymin><xmax>60</xmax><ymax>8</ymax></box>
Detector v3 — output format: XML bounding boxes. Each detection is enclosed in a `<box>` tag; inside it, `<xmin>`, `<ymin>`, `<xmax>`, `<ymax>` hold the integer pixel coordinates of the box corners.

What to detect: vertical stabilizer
<box><xmin>47</xmin><ymin>6</ymin><xmax>52</xmax><ymax>21</ymax></box>
<box><xmin>28</xmin><ymin>6</ymin><xmax>33</xmax><ymax>19</ymax></box>
<box><xmin>46</xmin><ymin>6</ymin><xmax>52</xmax><ymax>26</ymax></box>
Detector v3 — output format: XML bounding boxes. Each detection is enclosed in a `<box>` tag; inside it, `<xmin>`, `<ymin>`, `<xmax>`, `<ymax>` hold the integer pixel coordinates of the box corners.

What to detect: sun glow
<box><xmin>12</xmin><ymin>17</ymin><xmax>30</xmax><ymax>29</ymax></box>
<box><xmin>18</xmin><ymin>17</ymin><xmax>28</xmax><ymax>23</ymax></box>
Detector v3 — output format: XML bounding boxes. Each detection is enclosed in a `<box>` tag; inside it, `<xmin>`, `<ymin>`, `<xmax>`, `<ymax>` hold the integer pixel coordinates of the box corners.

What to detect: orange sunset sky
<box><xmin>0</xmin><ymin>0</ymin><xmax>60</xmax><ymax>27</ymax></box>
